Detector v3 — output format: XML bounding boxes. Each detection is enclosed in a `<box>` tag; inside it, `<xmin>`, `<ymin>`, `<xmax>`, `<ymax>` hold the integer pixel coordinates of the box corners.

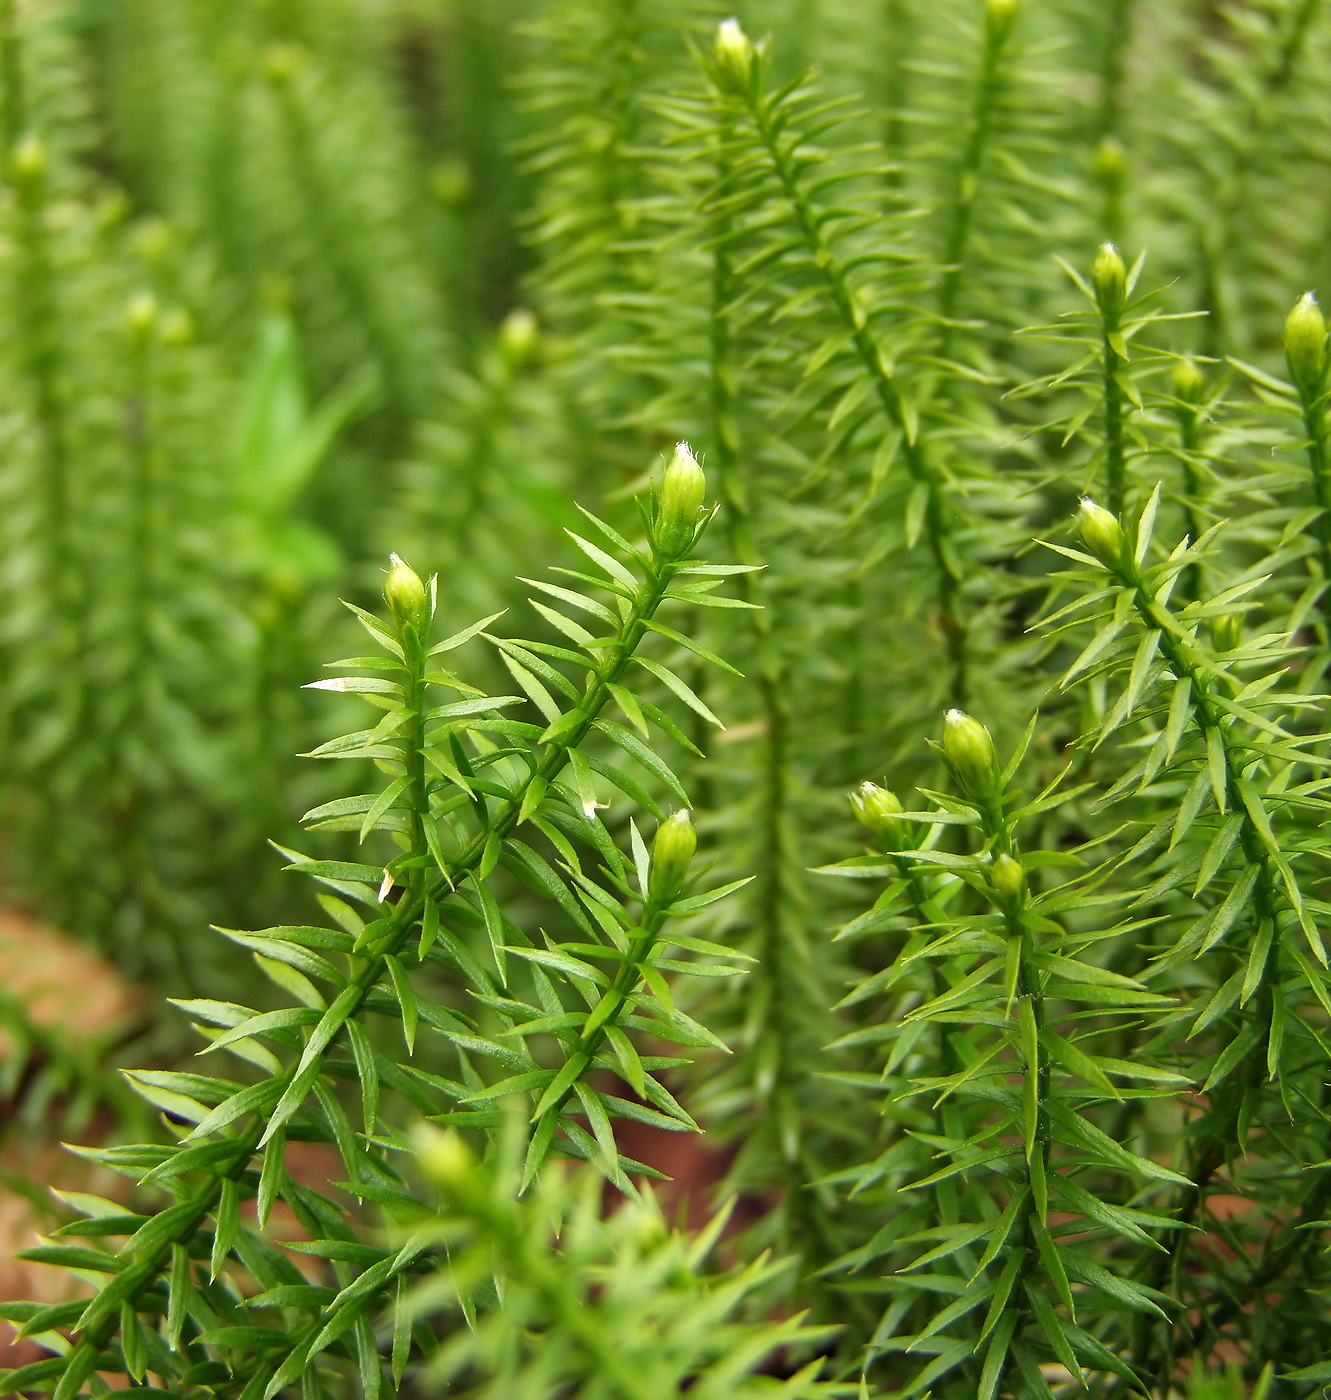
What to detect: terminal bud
<box><xmin>986</xmin><ymin>0</ymin><xmax>1019</xmax><ymax>43</ymax></box>
<box><xmin>713</xmin><ymin>18</ymin><xmax>756</xmax><ymax>93</ymax></box>
<box><xmin>10</xmin><ymin>133</ymin><xmax>46</xmax><ymax>192</ymax></box>
<box><xmin>1171</xmin><ymin>357</ymin><xmax>1206</xmax><ymax>406</ymax></box>
<box><xmin>1078</xmin><ymin>497</ymin><xmax>1128</xmax><ymax>573</ymax></box>
<box><xmin>1211</xmin><ymin>614</ymin><xmax>1242</xmax><ymax>654</ymax></box>
<box><xmin>943</xmin><ymin>710</ymin><xmax>1001</xmax><ymax>801</ymax></box>
<box><xmin>991</xmin><ymin>852</ymin><xmax>1026</xmax><ymax>903</ymax></box>
<box><xmin>1093</xmin><ymin>136</ymin><xmax>1126</xmax><ymax>186</ymax></box>
<box><xmin>126</xmin><ymin>291</ymin><xmax>158</xmax><ymax>343</ymax></box>
<box><xmin>415</xmin><ymin>1125</ymin><xmax>474</xmax><ymax>1190</ymax></box>
<box><xmin>850</xmin><ymin>782</ymin><xmax>903</xmax><ymax>846</ymax></box>
<box><xmin>1092</xmin><ymin>242</ymin><xmax>1127</xmax><ymax>320</ymax></box>
<box><xmin>653</xmin><ymin>442</ymin><xmax>706</xmax><ymax>559</ymax></box>
<box><xmin>498</xmin><ymin>308</ymin><xmax>538</xmax><ymax>370</ymax></box>
<box><xmin>649</xmin><ymin>810</ymin><xmax>697</xmax><ymax>903</ymax></box>
<box><xmin>384</xmin><ymin>553</ymin><xmax>429</xmax><ymax>632</ymax></box>
<box><xmin>1285</xmin><ymin>292</ymin><xmax>1326</xmax><ymax>394</ymax></box>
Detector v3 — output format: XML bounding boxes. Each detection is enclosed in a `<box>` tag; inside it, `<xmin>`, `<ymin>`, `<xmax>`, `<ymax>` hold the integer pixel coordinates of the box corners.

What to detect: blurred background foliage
<box><xmin>3</xmin><ymin>0</ymin><xmax>1326</xmax><ymax>992</ymax></box>
<box><xmin>1</xmin><ymin>2</ymin><xmax>1331</xmax><ymax>1391</ymax></box>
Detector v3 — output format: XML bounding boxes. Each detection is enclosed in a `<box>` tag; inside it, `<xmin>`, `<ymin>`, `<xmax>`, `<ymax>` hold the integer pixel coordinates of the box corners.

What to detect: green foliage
<box><xmin>9</xmin><ymin>1</ymin><xmax>1331</xmax><ymax>1398</ymax></box>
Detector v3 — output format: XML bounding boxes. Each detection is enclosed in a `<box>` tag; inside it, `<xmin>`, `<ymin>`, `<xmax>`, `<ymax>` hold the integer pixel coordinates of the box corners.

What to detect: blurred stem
<box><xmin>0</xmin><ymin>0</ymin><xmax>21</xmax><ymax>155</ymax></box>
<box><xmin>8</xmin><ymin>144</ymin><xmax>88</xmax><ymax>706</ymax></box>
<box><xmin>267</xmin><ymin>58</ymin><xmax>410</xmax><ymax>419</ymax></box>
<box><xmin>127</xmin><ymin>325</ymin><xmax>155</xmax><ymax>722</ymax></box>
<box><xmin>708</xmin><ymin>113</ymin><xmax>809</xmax><ymax>1237</ymax></box>
<box><xmin>879</xmin><ymin>0</ymin><xmax>913</xmax><ymax>187</ymax></box>
<box><xmin>725</xmin><ymin>72</ymin><xmax>968</xmax><ymax>701</ymax></box>
<box><xmin>1095</xmin><ymin>0</ymin><xmax>1134</xmax><ymax>144</ymax></box>
<box><xmin>1193</xmin><ymin>0</ymin><xmax>1324</xmax><ymax>353</ymax></box>
<box><xmin>937</xmin><ymin>5</ymin><xmax>1014</xmax><ymax>343</ymax></box>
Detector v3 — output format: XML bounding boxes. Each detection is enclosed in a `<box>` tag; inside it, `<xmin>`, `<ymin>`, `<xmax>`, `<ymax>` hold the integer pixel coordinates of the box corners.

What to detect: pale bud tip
<box><xmin>653</xmin><ymin>443</ymin><xmax>707</xmax><ymax>558</ymax></box>
<box><xmin>713</xmin><ymin>18</ymin><xmax>756</xmax><ymax>91</ymax></box>
<box><xmin>1285</xmin><ymin>292</ymin><xmax>1327</xmax><ymax>390</ymax></box>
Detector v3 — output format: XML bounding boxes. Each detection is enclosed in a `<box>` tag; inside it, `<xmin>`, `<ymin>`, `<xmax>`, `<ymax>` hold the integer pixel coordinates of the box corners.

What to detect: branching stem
<box><xmin>51</xmin><ymin>534</ymin><xmax>694</xmax><ymax>1388</ymax></box>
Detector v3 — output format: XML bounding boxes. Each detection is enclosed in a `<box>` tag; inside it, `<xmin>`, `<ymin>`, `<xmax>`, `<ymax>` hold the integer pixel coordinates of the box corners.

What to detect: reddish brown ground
<box><xmin>0</xmin><ymin>910</ymin><xmax>144</xmax><ymax>1370</ymax></box>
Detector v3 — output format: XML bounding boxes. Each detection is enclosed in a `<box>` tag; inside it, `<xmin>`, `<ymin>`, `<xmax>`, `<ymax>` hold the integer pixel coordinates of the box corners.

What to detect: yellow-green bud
<box><xmin>713</xmin><ymin>18</ymin><xmax>756</xmax><ymax>93</ymax></box>
<box><xmin>991</xmin><ymin>852</ymin><xmax>1025</xmax><ymax>903</ymax></box>
<box><xmin>1093</xmin><ymin>136</ymin><xmax>1126</xmax><ymax>186</ymax></box>
<box><xmin>133</xmin><ymin>217</ymin><xmax>173</xmax><ymax>265</ymax></box>
<box><xmin>126</xmin><ymin>291</ymin><xmax>157</xmax><ymax>344</ymax></box>
<box><xmin>262</xmin><ymin>43</ymin><xmax>302</xmax><ymax>85</ymax></box>
<box><xmin>653</xmin><ymin>441</ymin><xmax>706</xmax><ymax>558</ymax></box>
<box><xmin>431</xmin><ymin>157</ymin><xmax>472</xmax><ymax>209</ymax></box>
<box><xmin>10</xmin><ymin>133</ymin><xmax>46</xmax><ymax>192</ymax></box>
<box><xmin>649</xmin><ymin>809</ymin><xmax>696</xmax><ymax>902</ymax></box>
<box><xmin>96</xmin><ymin>190</ymin><xmax>130</xmax><ymax>233</ymax></box>
<box><xmin>1092</xmin><ymin>242</ymin><xmax>1127</xmax><ymax>319</ymax></box>
<box><xmin>414</xmin><ymin>1124</ymin><xmax>474</xmax><ymax>1189</ymax></box>
<box><xmin>1285</xmin><ymin>292</ymin><xmax>1326</xmax><ymax>394</ymax></box>
<box><xmin>498</xmin><ymin>308</ymin><xmax>538</xmax><ymax>370</ymax></box>
<box><xmin>629</xmin><ymin>1206</ymin><xmax>668</xmax><ymax>1250</ymax></box>
<box><xmin>1078</xmin><ymin>497</ymin><xmax>1128</xmax><ymax>573</ymax></box>
<box><xmin>1171</xmin><ymin>356</ymin><xmax>1205</xmax><ymax>405</ymax></box>
<box><xmin>850</xmin><ymin>782</ymin><xmax>903</xmax><ymax>845</ymax></box>
<box><xmin>160</xmin><ymin>308</ymin><xmax>195</xmax><ymax>347</ymax></box>
<box><xmin>384</xmin><ymin>553</ymin><xmax>429</xmax><ymax>632</ymax></box>
<box><xmin>985</xmin><ymin>0</ymin><xmax>1018</xmax><ymax>43</ymax></box>
<box><xmin>942</xmin><ymin>709</ymin><xmax>1001</xmax><ymax>801</ymax></box>
<box><xmin>1211</xmin><ymin>614</ymin><xmax>1242</xmax><ymax>653</ymax></box>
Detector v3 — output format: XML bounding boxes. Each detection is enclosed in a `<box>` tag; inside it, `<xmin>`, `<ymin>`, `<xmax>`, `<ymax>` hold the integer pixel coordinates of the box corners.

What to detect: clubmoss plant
<box><xmin>0</xmin><ymin>461</ymin><xmax>787</xmax><ymax>1399</ymax></box>
<box><xmin>11</xmin><ymin>2</ymin><xmax>1331</xmax><ymax>1397</ymax></box>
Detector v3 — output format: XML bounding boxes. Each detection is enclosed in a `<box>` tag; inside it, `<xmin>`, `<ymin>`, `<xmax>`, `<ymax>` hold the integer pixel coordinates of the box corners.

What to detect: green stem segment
<box><xmin>1101</xmin><ymin>325</ymin><xmax>1128</xmax><ymax>516</ymax></box>
<box><xmin>724</xmin><ymin>72</ymin><xmax>968</xmax><ymax>701</ymax></box>
<box><xmin>707</xmin><ymin>116</ymin><xmax>826</xmax><ymax>1256</ymax></box>
<box><xmin>937</xmin><ymin>7</ymin><xmax>1014</xmax><ymax>340</ymax></box>
<box><xmin>975</xmin><ymin>795</ymin><xmax>1046</xmax><ymax>1399</ymax></box>
<box><xmin>1293</xmin><ymin>378</ymin><xmax>1331</xmax><ymax>637</ymax></box>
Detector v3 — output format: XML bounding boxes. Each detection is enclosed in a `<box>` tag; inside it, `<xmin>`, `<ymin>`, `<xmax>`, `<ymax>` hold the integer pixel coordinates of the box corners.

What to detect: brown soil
<box><xmin>0</xmin><ymin>910</ymin><xmax>144</xmax><ymax>1371</ymax></box>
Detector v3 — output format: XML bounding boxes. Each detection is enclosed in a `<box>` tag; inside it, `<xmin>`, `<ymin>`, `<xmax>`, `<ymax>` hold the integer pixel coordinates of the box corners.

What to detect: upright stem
<box><xmin>976</xmin><ymin>797</ymin><xmax>1047</xmax><ymax>1400</ymax></box>
<box><xmin>708</xmin><ymin>118</ymin><xmax>821</xmax><ymax>1256</ymax></box>
<box><xmin>0</xmin><ymin>0</ymin><xmax>21</xmax><ymax>156</ymax></box>
<box><xmin>10</xmin><ymin>149</ymin><xmax>82</xmax><ymax>669</ymax></box>
<box><xmin>1101</xmin><ymin>317</ymin><xmax>1128</xmax><ymax>515</ymax></box>
<box><xmin>1095</xmin><ymin>0</ymin><xmax>1134</xmax><ymax>147</ymax></box>
<box><xmin>937</xmin><ymin>7</ymin><xmax>1013</xmax><ymax>342</ymax></box>
<box><xmin>1096</xmin><ymin>551</ymin><xmax>1303</xmax><ymax>1385</ymax></box>
<box><xmin>1175</xmin><ymin>400</ymin><xmax>1207</xmax><ymax>604</ymax></box>
<box><xmin>732</xmin><ymin>82</ymin><xmax>968</xmax><ymax>701</ymax></box>
<box><xmin>118</xmin><ymin>311</ymin><xmax>177</xmax><ymax>982</ymax></box>
<box><xmin>1295</xmin><ymin>382</ymin><xmax>1331</xmax><ymax>638</ymax></box>
<box><xmin>879</xmin><ymin>0</ymin><xmax>914</xmax><ymax>188</ymax></box>
<box><xmin>267</xmin><ymin>59</ymin><xmax>411</xmax><ymax>419</ymax></box>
